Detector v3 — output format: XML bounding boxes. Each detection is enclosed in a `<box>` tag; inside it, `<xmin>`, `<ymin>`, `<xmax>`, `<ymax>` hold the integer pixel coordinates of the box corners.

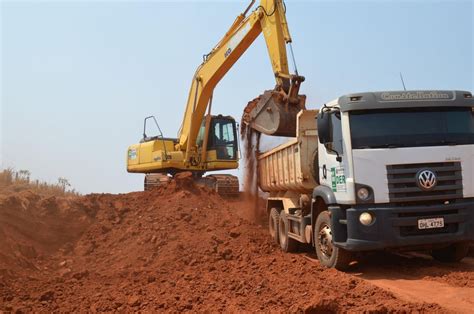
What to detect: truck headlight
<box><xmin>357</xmin><ymin>187</ymin><xmax>370</xmax><ymax>200</ymax></box>
<box><xmin>359</xmin><ymin>212</ymin><xmax>374</xmax><ymax>226</ymax></box>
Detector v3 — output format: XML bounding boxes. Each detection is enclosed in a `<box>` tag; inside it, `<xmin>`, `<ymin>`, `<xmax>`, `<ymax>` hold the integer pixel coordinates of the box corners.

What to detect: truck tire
<box><xmin>269</xmin><ymin>208</ymin><xmax>280</xmax><ymax>245</ymax></box>
<box><xmin>314</xmin><ymin>211</ymin><xmax>353</xmax><ymax>270</ymax></box>
<box><xmin>431</xmin><ymin>242</ymin><xmax>469</xmax><ymax>263</ymax></box>
<box><xmin>278</xmin><ymin>211</ymin><xmax>298</xmax><ymax>252</ymax></box>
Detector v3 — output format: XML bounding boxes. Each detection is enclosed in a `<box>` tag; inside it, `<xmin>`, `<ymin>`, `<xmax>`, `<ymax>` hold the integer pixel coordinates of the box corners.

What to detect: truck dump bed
<box><xmin>258</xmin><ymin>110</ymin><xmax>319</xmax><ymax>194</ymax></box>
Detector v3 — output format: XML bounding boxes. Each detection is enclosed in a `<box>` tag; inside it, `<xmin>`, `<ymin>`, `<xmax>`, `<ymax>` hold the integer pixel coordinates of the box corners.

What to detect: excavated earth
<box><xmin>0</xmin><ymin>175</ymin><xmax>473</xmax><ymax>312</ymax></box>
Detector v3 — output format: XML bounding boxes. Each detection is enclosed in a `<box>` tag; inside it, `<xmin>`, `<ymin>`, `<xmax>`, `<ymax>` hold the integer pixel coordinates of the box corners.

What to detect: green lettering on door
<box><xmin>331</xmin><ymin>167</ymin><xmax>336</xmax><ymax>192</ymax></box>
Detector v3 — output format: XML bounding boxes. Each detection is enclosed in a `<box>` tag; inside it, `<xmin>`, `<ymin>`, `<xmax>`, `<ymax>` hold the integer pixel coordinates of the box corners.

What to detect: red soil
<box><xmin>0</xmin><ymin>178</ymin><xmax>457</xmax><ymax>312</ymax></box>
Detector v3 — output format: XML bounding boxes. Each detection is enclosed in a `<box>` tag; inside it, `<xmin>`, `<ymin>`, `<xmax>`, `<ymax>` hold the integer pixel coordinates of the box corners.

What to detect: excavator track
<box><xmin>145</xmin><ymin>173</ymin><xmax>239</xmax><ymax>198</ymax></box>
<box><xmin>198</xmin><ymin>174</ymin><xmax>240</xmax><ymax>198</ymax></box>
<box><xmin>144</xmin><ymin>173</ymin><xmax>171</xmax><ymax>191</ymax></box>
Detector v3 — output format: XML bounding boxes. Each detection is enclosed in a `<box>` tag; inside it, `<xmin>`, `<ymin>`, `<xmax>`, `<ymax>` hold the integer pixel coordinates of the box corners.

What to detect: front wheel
<box><xmin>431</xmin><ymin>242</ymin><xmax>469</xmax><ymax>263</ymax></box>
<box><xmin>314</xmin><ymin>210</ymin><xmax>353</xmax><ymax>270</ymax></box>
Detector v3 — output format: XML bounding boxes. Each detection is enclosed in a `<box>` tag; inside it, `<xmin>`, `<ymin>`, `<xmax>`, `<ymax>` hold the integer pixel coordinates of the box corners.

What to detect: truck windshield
<box><xmin>349</xmin><ymin>107</ymin><xmax>474</xmax><ymax>149</ymax></box>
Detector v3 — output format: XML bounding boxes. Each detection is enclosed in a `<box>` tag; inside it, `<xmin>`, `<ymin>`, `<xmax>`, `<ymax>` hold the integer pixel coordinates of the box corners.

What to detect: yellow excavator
<box><xmin>126</xmin><ymin>0</ymin><xmax>306</xmax><ymax>196</ymax></box>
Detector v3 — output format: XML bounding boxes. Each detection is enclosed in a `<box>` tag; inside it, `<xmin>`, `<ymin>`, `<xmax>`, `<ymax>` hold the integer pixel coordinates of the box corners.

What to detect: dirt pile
<box><xmin>0</xmin><ymin>189</ymin><xmax>100</xmax><ymax>273</ymax></box>
<box><xmin>0</xmin><ymin>180</ymin><xmax>446</xmax><ymax>312</ymax></box>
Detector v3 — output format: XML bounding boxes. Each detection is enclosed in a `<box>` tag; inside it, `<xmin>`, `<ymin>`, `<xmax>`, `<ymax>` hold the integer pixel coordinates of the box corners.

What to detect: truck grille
<box><xmin>387</xmin><ymin>162</ymin><xmax>463</xmax><ymax>203</ymax></box>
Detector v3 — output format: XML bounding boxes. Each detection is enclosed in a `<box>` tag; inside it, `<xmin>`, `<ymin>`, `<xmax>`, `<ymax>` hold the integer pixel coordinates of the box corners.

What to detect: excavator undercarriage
<box><xmin>198</xmin><ymin>174</ymin><xmax>240</xmax><ymax>197</ymax></box>
<box><xmin>144</xmin><ymin>173</ymin><xmax>240</xmax><ymax>197</ymax></box>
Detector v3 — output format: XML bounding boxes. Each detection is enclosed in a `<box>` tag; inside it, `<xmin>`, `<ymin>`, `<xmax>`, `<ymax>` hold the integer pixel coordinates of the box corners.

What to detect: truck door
<box><xmin>319</xmin><ymin>112</ymin><xmax>348</xmax><ymax>197</ymax></box>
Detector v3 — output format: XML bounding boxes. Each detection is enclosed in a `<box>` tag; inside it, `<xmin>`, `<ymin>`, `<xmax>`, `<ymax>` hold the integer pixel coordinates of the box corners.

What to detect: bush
<box><xmin>0</xmin><ymin>168</ymin><xmax>14</xmax><ymax>186</ymax></box>
<box><xmin>0</xmin><ymin>168</ymin><xmax>80</xmax><ymax>197</ymax></box>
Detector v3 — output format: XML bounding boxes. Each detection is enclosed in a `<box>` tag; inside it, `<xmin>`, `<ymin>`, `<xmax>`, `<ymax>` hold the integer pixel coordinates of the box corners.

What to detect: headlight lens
<box><xmin>359</xmin><ymin>212</ymin><xmax>374</xmax><ymax>226</ymax></box>
<box><xmin>357</xmin><ymin>187</ymin><xmax>370</xmax><ymax>200</ymax></box>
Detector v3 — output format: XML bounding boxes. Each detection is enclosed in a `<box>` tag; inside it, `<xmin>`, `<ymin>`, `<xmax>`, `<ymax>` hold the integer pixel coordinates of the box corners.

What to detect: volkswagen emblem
<box><xmin>416</xmin><ymin>169</ymin><xmax>437</xmax><ymax>191</ymax></box>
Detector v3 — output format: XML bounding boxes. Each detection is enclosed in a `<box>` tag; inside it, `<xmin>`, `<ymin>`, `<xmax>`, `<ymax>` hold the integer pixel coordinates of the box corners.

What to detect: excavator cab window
<box><xmin>208</xmin><ymin>117</ymin><xmax>237</xmax><ymax>160</ymax></box>
<box><xmin>196</xmin><ymin>121</ymin><xmax>206</xmax><ymax>147</ymax></box>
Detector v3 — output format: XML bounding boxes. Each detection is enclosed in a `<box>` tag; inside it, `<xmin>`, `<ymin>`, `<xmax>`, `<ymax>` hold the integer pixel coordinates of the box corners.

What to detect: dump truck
<box><xmin>259</xmin><ymin>90</ymin><xmax>474</xmax><ymax>270</ymax></box>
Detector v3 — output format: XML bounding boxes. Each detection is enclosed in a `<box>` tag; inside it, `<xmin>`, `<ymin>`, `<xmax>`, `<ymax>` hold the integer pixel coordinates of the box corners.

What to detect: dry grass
<box><xmin>0</xmin><ymin>168</ymin><xmax>80</xmax><ymax>197</ymax></box>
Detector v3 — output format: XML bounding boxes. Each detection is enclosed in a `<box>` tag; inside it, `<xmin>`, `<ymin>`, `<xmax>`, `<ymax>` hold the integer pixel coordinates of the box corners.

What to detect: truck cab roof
<box><xmin>325</xmin><ymin>90</ymin><xmax>473</xmax><ymax>112</ymax></box>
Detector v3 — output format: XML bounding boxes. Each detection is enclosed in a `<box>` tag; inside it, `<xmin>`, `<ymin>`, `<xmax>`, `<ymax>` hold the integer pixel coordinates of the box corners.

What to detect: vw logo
<box><xmin>416</xmin><ymin>169</ymin><xmax>437</xmax><ymax>191</ymax></box>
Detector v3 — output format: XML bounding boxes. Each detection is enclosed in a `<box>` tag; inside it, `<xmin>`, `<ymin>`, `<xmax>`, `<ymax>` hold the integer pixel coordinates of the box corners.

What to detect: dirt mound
<box><xmin>0</xmin><ymin>181</ymin><xmax>443</xmax><ymax>312</ymax></box>
<box><xmin>0</xmin><ymin>189</ymin><xmax>100</xmax><ymax>273</ymax></box>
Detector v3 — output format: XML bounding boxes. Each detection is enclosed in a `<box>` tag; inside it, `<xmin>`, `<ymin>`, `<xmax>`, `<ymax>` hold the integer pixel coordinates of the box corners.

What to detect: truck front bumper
<box><xmin>331</xmin><ymin>199</ymin><xmax>474</xmax><ymax>252</ymax></box>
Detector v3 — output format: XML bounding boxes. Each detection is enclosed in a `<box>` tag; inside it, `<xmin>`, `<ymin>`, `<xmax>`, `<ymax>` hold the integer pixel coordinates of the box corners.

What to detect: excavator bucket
<box><xmin>242</xmin><ymin>90</ymin><xmax>306</xmax><ymax>137</ymax></box>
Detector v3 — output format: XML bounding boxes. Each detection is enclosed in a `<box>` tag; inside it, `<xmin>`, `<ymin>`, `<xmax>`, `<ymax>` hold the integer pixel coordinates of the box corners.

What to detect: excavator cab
<box><xmin>197</xmin><ymin>115</ymin><xmax>238</xmax><ymax>162</ymax></box>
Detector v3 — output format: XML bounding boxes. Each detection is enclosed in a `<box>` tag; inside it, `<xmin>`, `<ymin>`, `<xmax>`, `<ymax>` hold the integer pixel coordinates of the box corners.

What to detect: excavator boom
<box><xmin>178</xmin><ymin>0</ymin><xmax>305</xmax><ymax>163</ymax></box>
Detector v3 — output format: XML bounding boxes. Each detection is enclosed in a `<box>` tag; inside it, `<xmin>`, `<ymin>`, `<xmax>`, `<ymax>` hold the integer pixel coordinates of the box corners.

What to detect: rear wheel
<box><xmin>268</xmin><ymin>208</ymin><xmax>280</xmax><ymax>245</ymax></box>
<box><xmin>431</xmin><ymin>242</ymin><xmax>469</xmax><ymax>263</ymax></box>
<box><xmin>278</xmin><ymin>211</ymin><xmax>299</xmax><ymax>252</ymax></box>
<box><xmin>314</xmin><ymin>211</ymin><xmax>353</xmax><ymax>270</ymax></box>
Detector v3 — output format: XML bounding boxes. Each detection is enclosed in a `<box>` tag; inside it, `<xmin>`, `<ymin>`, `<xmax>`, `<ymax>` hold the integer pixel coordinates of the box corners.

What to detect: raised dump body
<box><xmin>258</xmin><ymin>110</ymin><xmax>319</xmax><ymax>194</ymax></box>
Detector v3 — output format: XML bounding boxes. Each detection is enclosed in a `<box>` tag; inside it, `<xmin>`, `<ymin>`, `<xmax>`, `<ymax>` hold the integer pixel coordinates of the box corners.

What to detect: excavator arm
<box><xmin>127</xmin><ymin>0</ymin><xmax>305</xmax><ymax>192</ymax></box>
<box><xmin>178</xmin><ymin>0</ymin><xmax>305</xmax><ymax>164</ymax></box>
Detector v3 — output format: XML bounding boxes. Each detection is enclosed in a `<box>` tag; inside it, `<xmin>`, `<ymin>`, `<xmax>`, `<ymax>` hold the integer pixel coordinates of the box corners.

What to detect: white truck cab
<box><xmin>260</xmin><ymin>90</ymin><xmax>474</xmax><ymax>269</ymax></box>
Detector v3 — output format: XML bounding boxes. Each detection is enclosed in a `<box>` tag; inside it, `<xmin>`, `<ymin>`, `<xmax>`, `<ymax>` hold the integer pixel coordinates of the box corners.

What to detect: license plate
<box><xmin>418</xmin><ymin>217</ymin><xmax>444</xmax><ymax>230</ymax></box>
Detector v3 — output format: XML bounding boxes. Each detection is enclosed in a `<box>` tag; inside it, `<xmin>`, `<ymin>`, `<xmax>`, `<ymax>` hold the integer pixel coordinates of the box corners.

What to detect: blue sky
<box><xmin>1</xmin><ymin>0</ymin><xmax>472</xmax><ymax>194</ymax></box>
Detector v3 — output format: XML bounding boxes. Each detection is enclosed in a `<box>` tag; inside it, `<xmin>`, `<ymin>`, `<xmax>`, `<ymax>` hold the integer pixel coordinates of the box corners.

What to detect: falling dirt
<box><xmin>240</xmin><ymin>121</ymin><xmax>263</xmax><ymax>223</ymax></box>
<box><xmin>1</xmin><ymin>180</ymin><xmax>459</xmax><ymax>312</ymax></box>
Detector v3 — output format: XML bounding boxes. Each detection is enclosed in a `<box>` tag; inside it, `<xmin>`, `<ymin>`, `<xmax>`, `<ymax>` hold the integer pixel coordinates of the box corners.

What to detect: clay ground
<box><xmin>1</xmin><ymin>176</ymin><xmax>473</xmax><ymax>313</ymax></box>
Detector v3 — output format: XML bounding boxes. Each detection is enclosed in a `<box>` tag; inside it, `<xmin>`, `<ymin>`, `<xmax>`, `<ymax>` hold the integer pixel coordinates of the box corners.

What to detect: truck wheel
<box><xmin>278</xmin><ymin>211</ymin><xmax>298</xmax><ymax>252</ymax></box>
<box><xmin>314</xmin><ymin>211</ymin><xmax>353</xmax><ymax>270</ymax></box>
<box><xmin>431</xmin><ymin>242</ymin><xmax>469</xmax><ymax>263</ymax></box>
<box><xmin>269</xmin><ymin>208</ymin><xmax>280</xmax><ymax>245</ymax></box>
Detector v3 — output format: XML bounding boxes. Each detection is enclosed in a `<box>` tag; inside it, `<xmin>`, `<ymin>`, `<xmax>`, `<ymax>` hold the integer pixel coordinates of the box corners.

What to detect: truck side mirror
<box><xmin>317</xmin><ymin>112</ymin><xmax>332</xmax><ymax>144</ymax></box>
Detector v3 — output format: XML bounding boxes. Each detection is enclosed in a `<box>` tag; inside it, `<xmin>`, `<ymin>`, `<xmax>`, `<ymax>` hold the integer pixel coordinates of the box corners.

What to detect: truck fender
<box><xmin>312</xmin><ymin>185</ymin><xmax>337</xmax><ymax>205</ymax></box>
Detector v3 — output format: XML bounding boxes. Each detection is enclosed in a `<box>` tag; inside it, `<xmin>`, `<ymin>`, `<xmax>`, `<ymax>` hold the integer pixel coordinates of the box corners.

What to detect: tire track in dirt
<box><xmin>362</xmin><ymin>277</ymin><xmax>473</xmax><ymax>314</ymax></box>
<box><xmin>350</xmin><ymin>252</ymin><xmax>474</xmax><ymax>313</ymax></box>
